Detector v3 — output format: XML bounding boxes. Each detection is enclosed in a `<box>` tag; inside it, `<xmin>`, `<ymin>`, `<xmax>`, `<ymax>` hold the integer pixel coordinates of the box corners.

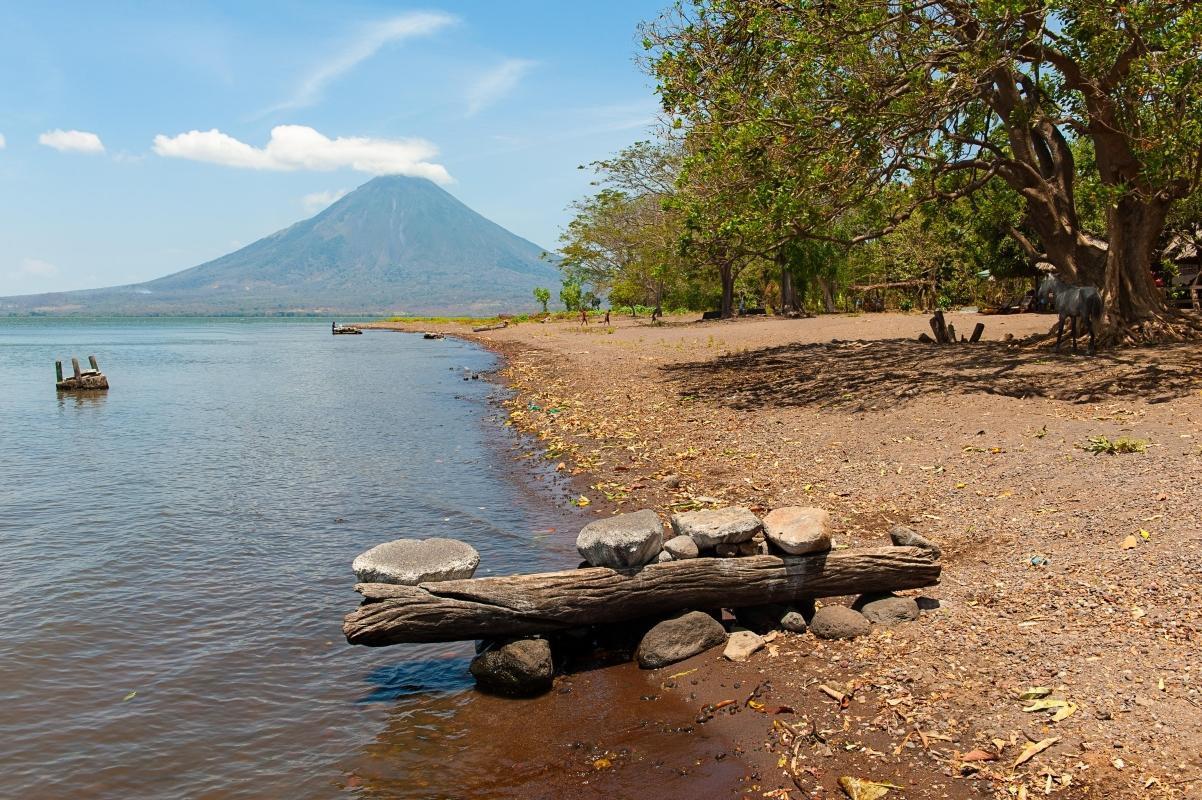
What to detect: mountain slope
<box><xmin>0</xmin><ymin>176</ymin><xmax>561</xmax><ymax>315</ymax></box>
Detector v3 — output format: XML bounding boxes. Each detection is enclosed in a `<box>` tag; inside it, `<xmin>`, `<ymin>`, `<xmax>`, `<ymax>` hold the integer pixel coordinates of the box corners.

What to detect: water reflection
<box><xmin>55</xmin><ymin>390</ymin><xmax>108</xmax><ymax>410</ymax></box>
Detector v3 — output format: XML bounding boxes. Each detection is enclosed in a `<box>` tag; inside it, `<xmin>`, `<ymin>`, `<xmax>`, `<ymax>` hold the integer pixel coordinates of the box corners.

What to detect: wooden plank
<box><xmin>344</xmin><ymin>546</ymin><xmax>940</xmax><ymax>646</ymax></box>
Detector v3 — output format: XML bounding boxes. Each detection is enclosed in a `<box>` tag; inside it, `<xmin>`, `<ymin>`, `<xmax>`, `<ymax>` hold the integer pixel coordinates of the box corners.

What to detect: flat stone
<box><xmin>854</xmin><ymin>593</ymin><xmax>920</xmax><ymax>625</ymax></box>
<box><xmin>352</xmin><ymin>537</ymin><xmax>479</xmax><ymax>585</ymax></box>
<box><xmin>671</xmin><ymin>507</ymin><xmax>763</xmax><ymax>549</ymax></box>
<box><xmin>723</xmin><ymin>630</ymin><xmax>765</xmax><ymax>662</ymax></box>
<box><xmin>735</xmin><ymin>603</ymin><xmax>808</xmax><ymax>634</ymax></box>
<box><xmin>576</xmin><ymin>509</ymin><xmax>664</xmax><ymax>568</ymax></box>
<box><xmin>469</xmin><ymin>638</ymin><xmax>554</xmax><ymax>696</ymax></box>
<box><xmin>636</xmin><ymin>611</ymin><xmax>728</xmax><ymax>669</ymax></box>
<box><xmin>763</xmin><ymin>507</ymin><xmax>833</xmax><ymax>555</ymax></box>
<box><xmin>889</xmin><ymin>524</ymin><xmax>942</xmax><ymax>559</ymax></box>
<box><xmin>663</xmin><ymin>535</ymin><xmax>700</xmax><ymax>560</ymax></box>
<box><xmin>810</xmin><ymin>605</ymin><xmax>871</xmax><ymax>640</ymax></box>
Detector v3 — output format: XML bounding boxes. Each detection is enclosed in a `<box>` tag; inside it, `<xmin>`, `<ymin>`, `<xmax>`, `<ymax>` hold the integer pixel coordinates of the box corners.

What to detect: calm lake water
<box><xmin>0</xmin><ymin>318</ymin><xmax>589</xmax><ymax>798</ymax></box>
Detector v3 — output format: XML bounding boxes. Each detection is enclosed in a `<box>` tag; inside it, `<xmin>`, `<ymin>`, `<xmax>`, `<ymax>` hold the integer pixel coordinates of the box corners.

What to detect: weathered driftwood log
<box><xmin>344</xmin><ymin>545</ymin><xmax>940</xmax><ymax>646</ymax></box>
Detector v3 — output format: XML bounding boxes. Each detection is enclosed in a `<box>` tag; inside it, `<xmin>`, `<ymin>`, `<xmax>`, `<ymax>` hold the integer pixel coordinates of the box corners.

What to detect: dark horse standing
<box><xmin>1038</xmin><ymin>274</ymin><xmax>1103</xmax><ymax>355</ymax></box>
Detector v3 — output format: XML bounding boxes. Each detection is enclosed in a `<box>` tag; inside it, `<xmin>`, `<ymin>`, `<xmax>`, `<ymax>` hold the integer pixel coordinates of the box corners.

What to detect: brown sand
<box><xmin>364</xmin><ymin>311</ymin><xmax>1202</xmax><ymax>799</ymax></box>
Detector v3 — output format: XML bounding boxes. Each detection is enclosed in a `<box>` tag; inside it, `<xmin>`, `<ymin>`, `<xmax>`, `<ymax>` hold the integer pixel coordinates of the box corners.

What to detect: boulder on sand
<box><xmin>469</xmin><ymin>638</ymin><xmax>555</xmax><ymax>696</ymax></box>
<box><xmin>352</xmin><ymin>537</ymin><xmax>480</xmax><ymax>585</ymax></box>
<box><xmin>576</xmin><ymin>509</ymin><xmax>664</xmax><ymax>568</ymax></box>
<box><xmin>809</xmin><ymin>605</ymin><xmax>871</xmax><ymax>640</ymax></box>
<box><xmin>636</xmin><ymin>611</ymin><xmax>728</xmax><ymax>669</ymax></box>
<box><xmin>670</xmin><ymin>507</ymin><xmax>763</xmax><ymax>549</ymax></box>
<box><xmin>762</xmin><ymin>507</ymin><xmax>832</xmax><ymax>555</ymax></box>
<box><xmin>854</xmin><ymin>592</ymin><xmax>920</xmax><ymax>625</ymax></box>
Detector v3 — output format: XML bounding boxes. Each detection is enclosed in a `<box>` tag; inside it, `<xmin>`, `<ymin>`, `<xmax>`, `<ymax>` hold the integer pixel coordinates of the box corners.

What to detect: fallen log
<box><xmin>344</xmin><ymin>545</ymin><xmax>940</xmax><ymax>646</ymax></box>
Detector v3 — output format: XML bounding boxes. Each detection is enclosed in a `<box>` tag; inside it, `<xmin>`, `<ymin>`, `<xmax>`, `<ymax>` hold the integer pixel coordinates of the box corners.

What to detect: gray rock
<box><xmin>809</xmin><ymin>605</ymin><xmax>871</xmax><ymax>640</ymax></box>
<box><xmin>762</xmin><ymin>506</ymin><xmax>833</xmax><ymax>555</ymax></box>
<box><xmin>889</xmin><ymin>524</ymin><xmax>942</xmax><ymax>559</ymax></box>
<box><xmin>576</xmin><ymin>509</ymin><xmax>664</xmax><ymax>568</ymax></box>
<box><xmin>469</xmin><ymin>638</ymin><xmax>554</xmax><ymax>696</ymax></box>
<box><xmin>663</xmin><ymin>535</ymin><xmax>700</xmax><ymax>560</ymax></box>
<box><xmin>636</xmin><ymin>611</ymin><xmax>728</xmax><ymax>669</ymax></box>
<box><xmin>352</xmin><ymin>537</ymin><xmax>480</xmax><ymax>585</ymax></box>
<box><xmin>854</xmin><ymin>593</ymin><xmax>920</xmax><ymax>625</ymax></box>
<box><xmin>723</xmin><ymin>630</ymin><xmax>765</xmax><ymax>662</ymax></box>
<box><xmin>661</xmin><ymin>474</ymin><xmax>682</xmax><ymax>489</ymax></box>
<box><xmin>916</xmin><ymin>596</ymin><xmax>941</xmax><ymax>611</ymax></box>
<box><xmin>656</xmin><ymin>549</ymin><xmax>675</xmax><ymax>563</ymax></box>
<box><xmin>779</xmin><ymin>610</ymin><xmax>808</xmax><ymax>633</ymax></box>
<box><xmin>671</xmin><ymin>507</ymin><xmax>763</xmax><ymax>549</ymax></box>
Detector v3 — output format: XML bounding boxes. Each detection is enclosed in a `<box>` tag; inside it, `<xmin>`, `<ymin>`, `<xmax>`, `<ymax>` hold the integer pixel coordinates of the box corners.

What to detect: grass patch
<box><xmin>1083</xmin><ymin>435</ymin><xmax>1148</xmax><ymax>455</ymax></box>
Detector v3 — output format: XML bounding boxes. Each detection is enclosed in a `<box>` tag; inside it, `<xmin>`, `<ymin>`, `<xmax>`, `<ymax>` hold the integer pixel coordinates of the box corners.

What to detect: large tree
<box><xmin>647</xmin><ymin>0</ymin><xmax>1202</xmax><ymax>342</ymax></box>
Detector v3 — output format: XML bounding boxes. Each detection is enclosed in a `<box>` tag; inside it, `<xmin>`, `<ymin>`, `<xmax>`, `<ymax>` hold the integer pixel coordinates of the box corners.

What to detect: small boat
<box><xmin>332</xmin><ymin>321</ymin><xmax>363</xmax><ymax>335</ymax></box>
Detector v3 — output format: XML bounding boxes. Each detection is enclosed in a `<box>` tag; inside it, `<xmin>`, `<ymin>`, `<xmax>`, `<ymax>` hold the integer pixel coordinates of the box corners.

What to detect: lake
<box><xmin>0</xmin><ymin>318</ymin><xmax>590</xmax><ymax>798</ymax></box>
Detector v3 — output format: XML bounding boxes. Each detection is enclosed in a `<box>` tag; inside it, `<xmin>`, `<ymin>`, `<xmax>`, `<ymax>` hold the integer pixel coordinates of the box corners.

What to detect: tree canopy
<box><xmin>646</xmin><ymin>0</ymin><xmax>1202</xmax><ymax>340</ymax></box>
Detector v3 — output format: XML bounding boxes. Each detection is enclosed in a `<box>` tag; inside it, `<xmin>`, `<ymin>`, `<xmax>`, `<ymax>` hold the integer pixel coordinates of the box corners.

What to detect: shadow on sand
<box><xmin>662</xmin><ymin>338</ymin><xmax>1202</xmax><ymax>412</ymax></box>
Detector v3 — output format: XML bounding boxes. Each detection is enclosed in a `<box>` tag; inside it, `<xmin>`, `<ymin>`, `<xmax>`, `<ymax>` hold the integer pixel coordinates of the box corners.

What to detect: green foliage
<box><xmin>532</xmin><ymin>287</ymin><xmax>551</xmax><ymax>313</ymax></box>
<box><xmin>645</xmin><ymin>0</ymin><xmax>1202</xmax><ymax>325</ymax></box>
<box><xmin>560</xmin><ymin>280</ymin><xmax>583</xmax><ymax>312</ymax></box>
<box><xmin>1084</xmin><ymin>435</ymin><xmax>1149</xmax><ymax>455</ymax></box>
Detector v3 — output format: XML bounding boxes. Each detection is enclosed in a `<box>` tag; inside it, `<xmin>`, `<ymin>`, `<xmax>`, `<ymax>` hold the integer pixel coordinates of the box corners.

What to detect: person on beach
<box><xmin>604</xmin><ymin>310</ymin><xmax>610</xmax><ymax>324</ymax></box>
<box><xmin>580</xmin><ymin>309</ymin><xmax>588</xmax><ymax>325</ymax></box>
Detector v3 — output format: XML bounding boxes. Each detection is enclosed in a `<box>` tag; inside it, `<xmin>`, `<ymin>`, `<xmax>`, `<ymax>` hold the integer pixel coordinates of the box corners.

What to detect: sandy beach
<box><xmin>364</xmin><ymin>311</ymin><xmax>1202</xmax><ymax>799</ymax></box>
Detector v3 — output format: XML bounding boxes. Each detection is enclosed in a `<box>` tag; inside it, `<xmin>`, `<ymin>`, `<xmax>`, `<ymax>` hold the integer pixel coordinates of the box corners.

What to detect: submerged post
<box><xmin>88</xmin><ymin>355</ymin><xmax>99</xmax><ymax>371</ymax></box>
<box><xmin>55</xmin><ymin>361</ymin><xmax>63</xmax><ymax>382</ymax></box>
<box><xmin>71</xmin><ymin>358</ymin><xmax>82</xmax><ymax>379</ymax></box>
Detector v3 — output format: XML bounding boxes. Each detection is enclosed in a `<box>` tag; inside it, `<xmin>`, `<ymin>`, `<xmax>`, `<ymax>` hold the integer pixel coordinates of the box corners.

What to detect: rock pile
<box><xmin>349</xmin><ymin>505</ymin><xmax>941</xmax><ymax>697</ymax></box>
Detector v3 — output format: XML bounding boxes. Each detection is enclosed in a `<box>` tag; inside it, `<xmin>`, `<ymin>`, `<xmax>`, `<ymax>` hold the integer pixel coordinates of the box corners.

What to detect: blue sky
<box><xmin>0</xmin><ymin>1</ymin><xmax>664</xmax><ymax>296</ymax></box>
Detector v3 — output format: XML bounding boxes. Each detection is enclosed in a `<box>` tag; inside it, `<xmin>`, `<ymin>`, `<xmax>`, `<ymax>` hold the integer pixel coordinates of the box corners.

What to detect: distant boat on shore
<box><xmin>331</xmin><ymin>322</ymin><xmax>362</xmax><ymax>335</ymax></box>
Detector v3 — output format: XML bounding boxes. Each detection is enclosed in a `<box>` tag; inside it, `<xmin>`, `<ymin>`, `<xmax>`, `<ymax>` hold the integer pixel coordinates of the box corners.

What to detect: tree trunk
<box><xmin>344</xmin><ymin>546</ymin><xmax>941</xmax><ymax>646</ymax></box>
<box><xmin>819</xmin><ymin>277</ymin><xmax>836</xmax><ymax>313</ymax></box>
<box><xmin>719</xmin><ymin>264</ymin><xmax>735</xmax><ymax>318</ymax></box>
<box><xmin>1099</xmin><ymin>195</ymin><xmax>1194</xmax><ymax>343</ymax></box>
<box><xmin>778</xmin><ymin>252</ymin><xmax>799</xmax><ymax>313</ymax></box>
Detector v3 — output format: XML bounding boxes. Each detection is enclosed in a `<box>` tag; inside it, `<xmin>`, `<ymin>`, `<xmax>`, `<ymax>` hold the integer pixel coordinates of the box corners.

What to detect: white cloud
<box><xmin>0</xmin><ymin>133</ymin><xmax>6</xmax><ymax>149</ymax></box>
<box><xmin>302</xmin><ymin>188</ymin><xmax>349</xmax><ymax>213</ymax></box>
<box><xmin>20</xmin><ymin>258</ymin><xmax>60</xmax><ymax>277</ymax></box>
<box><xmin>38</xmin><ymin>129</ymin><xmax>105</xmax><ymax>154</ymax></box>
<box><xmin>263</xmin><ymin>12</ymin><xmax>457</xmax><ymax>114</ymax></box>
<box><xmin>467</xmin><ymin>58</ymin><xmax>537</xmax><ymax>116</ymax></box>
<box><xmin>152</xmin><ymin>125</ymin><xmax>452</xmax><ymax>182</ymax></box>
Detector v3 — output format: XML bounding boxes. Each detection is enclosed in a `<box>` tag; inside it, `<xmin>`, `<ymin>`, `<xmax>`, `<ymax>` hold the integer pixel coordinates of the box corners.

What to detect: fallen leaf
<box><xmin>1121</xmin><ymin>535</ymin><xmax>1138</xmax><ymax>550</ymax></box>
<box><xmin>1018</xmin><ymin>687</ymin><xmax>1053</xmax><ymax>700</ymax></box>
<box><xmin>122</xmin><ymin>691</ymin><xmax>137</xmax><ymax>702</ymax></box>
<box><xmin>1050</xmin><ymin>703</ymin><xmax>1078</xmax><ymax>722</ymax></box>
<box><xmin>575</xmin><ymin>495</ymin><xmax>591</xmax><ymax>507</ymax></box>
<box><xmin>1139</xmin><ymin>528</ymin><xmax>1151</xmax><ymax>540</ymax></box>
<box><xmin>592</xmin><ymin>758</ymin><xmax>612</xmax><ymax>770</ymax></box>
<box><xmin>1014</xmin><ymin>736</ymin><xmax>1059</xmax><ymax>767</ymax></box>
<box><xmin>1022</xmin><ymin>698</ymin><xmax>1070</xmax><ymax>713</ymax></box>
<box><xmin>838</xmin><ymin>776</ymin><xmax>901</xmax><ymax>800</ymax></box>
<box><xmin>1132</xmin><ymin>606</ymin><xmax>1146</xmax><ymax>620</ymax></box>
<box><xmin>960</xmin><ymin>748</ymin><xmax>998</xmax><ymax>762</ymax></box>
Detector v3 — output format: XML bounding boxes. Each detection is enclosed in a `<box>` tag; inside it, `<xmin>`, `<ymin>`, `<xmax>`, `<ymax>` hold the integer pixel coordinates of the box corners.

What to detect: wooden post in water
<box><xmin>88</xmin><ymin>355</ymin><xmax>99</xmax><ymax>371</ymax></box>
<box><xmin>71</xmin><ymin>358</ymin><xmax>82</xmax><ymax>379</ymax></box>
<box><xmin>55</xmin><ymin>361</ymin><xmax>63</xmax><ymax>382</ymax></box>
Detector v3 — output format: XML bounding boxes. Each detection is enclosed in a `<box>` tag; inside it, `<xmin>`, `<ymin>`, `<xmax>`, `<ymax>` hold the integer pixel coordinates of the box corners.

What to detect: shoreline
<box><xmin>360</xmin><ymin>313</ymin><xmax>1202</xmax><ymax>799</ymax></box>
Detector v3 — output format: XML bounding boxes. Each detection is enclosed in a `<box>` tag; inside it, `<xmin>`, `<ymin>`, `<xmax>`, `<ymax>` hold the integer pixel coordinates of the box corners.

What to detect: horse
<box><xmin>1038</xmin><ymin>273</ymin><xmax>1103</xmax><ymax>355</ymax></box>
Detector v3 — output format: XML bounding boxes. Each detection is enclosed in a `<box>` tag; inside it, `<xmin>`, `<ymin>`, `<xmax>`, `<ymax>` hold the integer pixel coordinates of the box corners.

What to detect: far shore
<box><xmin>359</xmin><ymin>310</ymin><xmax>1202</xmax><ymax>799</ymax></box>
